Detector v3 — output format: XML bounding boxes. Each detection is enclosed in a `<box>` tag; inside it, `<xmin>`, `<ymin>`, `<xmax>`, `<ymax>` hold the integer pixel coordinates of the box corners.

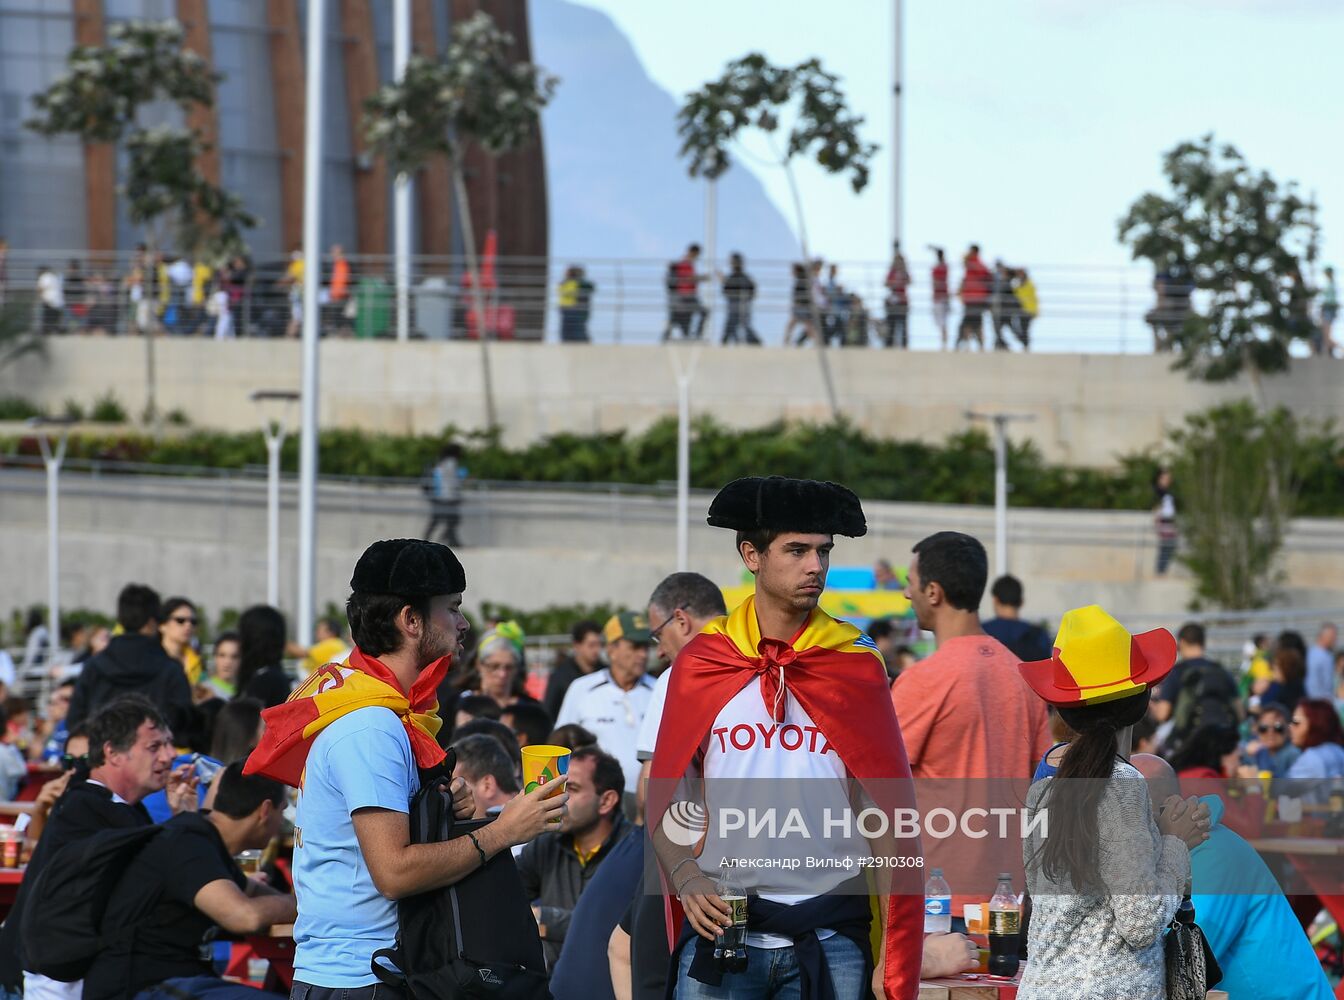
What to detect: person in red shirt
<box><xmin>882</xmin><ymin>242</ymin><xmax>911</xmax><ymax>348</ymax></box>
<box><xmin>956</xmin><ymin>245</ymin><xmax>992</xmax><ymax>350</ymax></box>
<box><xmin>929</xmin><ymin>247</ymin><xmax>950</xmax><ymax>349</ymax></box>
<box><xmin>663</xmin><ymin>244</ymin><xmax>708</xmax><ymax>340</ymax></box>
<box><xmin>890</xmin><ymin>531</ymin><xmax>1051</xmax><ymax>906</ymax></box>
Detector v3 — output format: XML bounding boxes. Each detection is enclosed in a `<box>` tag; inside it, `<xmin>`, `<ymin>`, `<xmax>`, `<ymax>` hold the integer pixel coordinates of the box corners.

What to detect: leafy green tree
<box><xmin>1168</xmin><ymin>402</ymin><xmax>1310</xmax><ymax>609</ymax></box>
<box><xmin>676</xmin><ymin>55</ymin><xmax>877</xmax><ymax>416</ymax></box>
<box><xmin>1118</xmin><ymin>135</ymin><xmax>1320</xmax><ymax>393</ymax></box>
<box><xmin>363</xmin><ymin>11</ymin><xmax>557</xmax><ymax>430</ymax></box>
<box><xmin>26</xmin><ymin>19</ymin><xmax>256</xmax><ymax>425</ymax></box>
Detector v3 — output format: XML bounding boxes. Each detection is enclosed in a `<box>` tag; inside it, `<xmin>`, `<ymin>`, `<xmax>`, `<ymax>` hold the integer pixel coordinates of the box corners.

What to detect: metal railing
<box><xmin>0</xmin><ymin>246</ymin><xmax>1265</xmax><ymax>355</ymax></box>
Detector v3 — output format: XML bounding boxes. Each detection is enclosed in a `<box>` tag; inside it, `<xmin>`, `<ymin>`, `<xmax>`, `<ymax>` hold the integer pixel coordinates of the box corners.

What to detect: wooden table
<box><xmin>1250</xmin><ymin>837</ymin><xmax>1344</xmax><ymax>857</ymax></box>
<box><xmin>917</xmin><ymin>982</ymin><xmax>1226</xmax><ymax>999</ymax></box>
<box><xmin>236</xmin><ymin>923</ymin><xmax>295</xmax><ymax>992</ymax></box>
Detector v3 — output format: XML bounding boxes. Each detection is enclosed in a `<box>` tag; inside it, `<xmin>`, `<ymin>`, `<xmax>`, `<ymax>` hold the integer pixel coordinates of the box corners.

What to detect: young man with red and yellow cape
<box><xmin>648</xmin><ymin>477</ymin><xmax>925</xmax><ymax>1000</ymax></box>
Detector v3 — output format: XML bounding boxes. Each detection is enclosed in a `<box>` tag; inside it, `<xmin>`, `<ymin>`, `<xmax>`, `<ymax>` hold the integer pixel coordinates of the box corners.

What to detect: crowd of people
<box><xmin>9</xmin><ymin>235</ymin><xmax>1341</xmax><ymax>356</ymax></box>
<box><xmin>622</xmin><ymin>242</ymin><xmax>1042</xmax><ymax>351</ymax></box>
<box><xmin>0</xmin><ymin>476</ymin><xmax>1341</xmax><ymax>999</ymax></box>
<box><xmin>10</xmin><ymin>244</ymin><xmax>355</xmax><ymax>341</ymax></box>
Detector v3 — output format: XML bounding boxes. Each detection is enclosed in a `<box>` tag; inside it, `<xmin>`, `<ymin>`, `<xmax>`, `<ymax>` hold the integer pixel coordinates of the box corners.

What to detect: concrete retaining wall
<box><xmin>2</xmin><ymin>341</ymin><xmax>1339</xmax><ymax>465</ymax></box>
<box><xmin>3</xmin><ymin>470</ymin><xmax>1341</xmax><ymax>628</ymax></box>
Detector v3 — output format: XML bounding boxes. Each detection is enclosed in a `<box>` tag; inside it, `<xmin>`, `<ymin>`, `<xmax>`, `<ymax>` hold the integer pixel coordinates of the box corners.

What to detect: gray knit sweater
<box><xmin>1020</xmin><ymin>760</ymin><xmax>1190</xmax><ymax>1000</ymax></box>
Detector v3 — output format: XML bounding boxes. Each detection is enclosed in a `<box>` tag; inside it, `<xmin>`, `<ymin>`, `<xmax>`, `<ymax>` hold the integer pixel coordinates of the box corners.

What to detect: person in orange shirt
<box><xmin>890</xmin><ymin>531</ymin><xmax>1052</xmax><ymax>907</ymax></box>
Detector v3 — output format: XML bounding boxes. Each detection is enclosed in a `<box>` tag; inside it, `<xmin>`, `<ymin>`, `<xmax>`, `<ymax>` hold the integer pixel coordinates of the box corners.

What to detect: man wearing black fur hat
<box><xmin>648</xmin><ymin>478</ymin><xmax>925</xmax><ymax>1000</ymax></box>
<box><xmin>246</xmin><ymin>539</ymin><xmax>567</xmax><ymax>997</ymax></box>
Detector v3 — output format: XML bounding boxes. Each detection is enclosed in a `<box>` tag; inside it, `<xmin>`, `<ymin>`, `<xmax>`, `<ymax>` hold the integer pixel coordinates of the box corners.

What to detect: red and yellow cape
<box><xmin>244</xmin><ymin>647</ymin><xmax>448</xmax><ymax>788</ymax></box>
<box><xmin>649</xmin><ymin>596</ymin><xmax>924</xmax><ymax>1000</ymax></box>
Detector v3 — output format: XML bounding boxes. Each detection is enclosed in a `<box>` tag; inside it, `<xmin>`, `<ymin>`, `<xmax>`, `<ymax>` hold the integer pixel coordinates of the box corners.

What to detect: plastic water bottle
<box><xmin>988</xmin><ymin>872</ymin><xmax>1021</xmax><ymax>977</ymax></box>
<box><xmin>713</xmin><ymin>873</ymin><xmax>749</xmax><ymax>974</ymax></box>
<box><xmin>923</xmin><ymin>868</ymin><xmax>951</xmax><ymax>933</ymax></box>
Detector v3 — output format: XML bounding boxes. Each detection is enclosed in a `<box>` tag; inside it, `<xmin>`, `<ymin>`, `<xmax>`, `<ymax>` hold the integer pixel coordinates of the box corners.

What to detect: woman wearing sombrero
<box><xmin>1017</xmin><ymin>606</ymin><xmax>1211</xmax><ymax>1000</ymax></box>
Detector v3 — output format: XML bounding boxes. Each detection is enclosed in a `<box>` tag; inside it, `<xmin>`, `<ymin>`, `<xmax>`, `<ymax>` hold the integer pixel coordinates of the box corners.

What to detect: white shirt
<box><xmin>684</xmin><ymin>679</ymin><xmax>870</xmax><ymax>948</ymax></box>
<box><xmin>635</xmin><ymin>666</ymin><xmax>672</xmax><ymax>761</ymax></box>
<box><xmin>36</xmin><ymin>272</ymin><xmax>63</xmax><ymax>310</ymax></box>
<box><xmin>556</xmin><ymin>668</ymin><xmax>655</xmax><ymax>794</ymax></box>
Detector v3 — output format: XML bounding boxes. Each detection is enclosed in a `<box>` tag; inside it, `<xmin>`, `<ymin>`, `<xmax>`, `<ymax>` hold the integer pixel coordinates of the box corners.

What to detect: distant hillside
<box><xmin>531</xmin><ymin>0</ymin><xmax>800</xmax><ymax>264</ymax></box>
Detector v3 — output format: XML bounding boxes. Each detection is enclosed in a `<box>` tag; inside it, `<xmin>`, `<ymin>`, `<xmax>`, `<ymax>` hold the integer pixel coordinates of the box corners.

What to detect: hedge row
<box><xmin>4</xmin><ymin>413</ymin><xmax>1343</xmax><ymax>514</ymax></box>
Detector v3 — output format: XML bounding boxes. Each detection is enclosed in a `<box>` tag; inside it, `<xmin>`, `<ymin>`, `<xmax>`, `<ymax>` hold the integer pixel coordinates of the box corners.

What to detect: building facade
<box><xmin>0</xmin><ymin>0</ymin><xmax>547</xmax><ymax>289</ymax></box>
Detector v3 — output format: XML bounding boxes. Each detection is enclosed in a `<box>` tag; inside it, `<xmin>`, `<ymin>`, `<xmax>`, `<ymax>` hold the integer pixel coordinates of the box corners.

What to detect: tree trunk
<box><xmin>779</xmin><ymin>155</ymin><xmax>841</xmax><ymax>421</ymax></box>
<box><xmin>451</xmin><ymin>163</ymin><xmax>498</xmax><ymax>431</ymax></box>
<box><xmin>1246</xmin><ymin>363</ymin><xmax>1283</xmax><ymax>524</ymax></box>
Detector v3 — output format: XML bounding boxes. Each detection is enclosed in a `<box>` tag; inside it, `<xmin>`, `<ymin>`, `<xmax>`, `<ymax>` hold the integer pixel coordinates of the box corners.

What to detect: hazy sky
<box><xmin>571</xmin><ymin>0</ymin><xmax>1342</xmax><ymax>276</ymax></box>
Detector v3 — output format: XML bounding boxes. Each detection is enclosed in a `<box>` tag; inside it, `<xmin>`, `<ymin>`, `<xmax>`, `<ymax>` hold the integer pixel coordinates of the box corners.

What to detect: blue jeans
<box><xmin>675</xmin><ymin>934</ymin><xmax>867</xmax><ymax>1000</ymax></box>
<box><xmin>135</xmin><ymin>976</ymin><xmax>266</xmax><ymax>1000</ymax></box>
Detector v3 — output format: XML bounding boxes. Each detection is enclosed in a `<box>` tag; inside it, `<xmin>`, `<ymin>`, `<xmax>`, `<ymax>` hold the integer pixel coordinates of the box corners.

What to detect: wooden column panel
<box><xmin>266</xmin><ymin>0</ymin><xmax>306</xmax><ymax>253</ymax></box>
<box><xmin>340</xmin><ymin>0</ymin><xmax>388</xmax><ymax>255</ymax></box>
<box><xmin>411</xmin><ymin>0</ymin><xmax>454</xmax><ymax>265</ymax></box>
<box><xmin>176</xmin><ymin>0</ymin><xmax>220</xmax><ymax>185</ymax></box>
<box><xmin>72</xmin><ymin>0</ymin><xmax>115</xmax><ymax>251</ymax></box>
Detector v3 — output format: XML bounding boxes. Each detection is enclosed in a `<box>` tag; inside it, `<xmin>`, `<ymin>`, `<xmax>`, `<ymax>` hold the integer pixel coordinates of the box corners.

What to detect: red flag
<box><xmin>244</xmin><ymin>648</ymin><xmax>449</xmax><ymax>787</ymax></box>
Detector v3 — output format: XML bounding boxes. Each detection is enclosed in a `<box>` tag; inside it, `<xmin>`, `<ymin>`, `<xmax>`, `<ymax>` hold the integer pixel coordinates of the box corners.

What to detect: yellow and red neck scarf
<box><xmin>648</xmin><ymin>596</ymin><xmax>925</xmax><ymax>1000</ymax></box>
<box><xmin>244</xmin><ymin>647</ymin><xmax>448</xmax><ymax>788</ymax></box>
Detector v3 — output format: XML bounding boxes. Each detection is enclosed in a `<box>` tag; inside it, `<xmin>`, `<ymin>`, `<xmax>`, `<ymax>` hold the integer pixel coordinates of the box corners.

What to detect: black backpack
<box><xmin>20</xmin><ymin>825</ymin><xmax>164</xmax><ymax>981</ymax></box>
<box><xmin>1171</xmin><ymin>660</ymin><xmax>1239</xmax><ymax>746</ymax></box>
<box><xmin>371</xmin><ymin>757</ymin><xmax>548</xmax><ymax>1000</ymax></box>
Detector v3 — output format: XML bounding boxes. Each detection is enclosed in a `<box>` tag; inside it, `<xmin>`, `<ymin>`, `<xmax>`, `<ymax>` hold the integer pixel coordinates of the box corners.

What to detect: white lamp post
<box><xmin>250</xmin><ymin>391</ymin><xmax>300</xmax><ymax>607</ymax></box>
<box><xmin>297</xmin><ymin>0</ymin><xmax>327</xmax><ymax>647</ymax></box>
<box><xmin>27</xmin><ymin>416</ymin><xmax>76</xmax><ymax>659</ymax></box>
<box><xmin>965</xmin><ymin>411</ymin><xmax>1035</xmax><ymax>580</ymax></box>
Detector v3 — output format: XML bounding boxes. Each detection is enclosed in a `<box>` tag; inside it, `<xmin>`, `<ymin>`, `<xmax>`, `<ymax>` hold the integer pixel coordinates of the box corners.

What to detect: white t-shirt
<box><xmin>556</xmin><ymin>668</ymin><xmax>655</xmax><ymax>794</ymax></box>
<box><xmin>635</xmin><ymin>666</ymin><xmax>672</xmax><ymax>761</ymax></box>
<box><xmin>37</xmin><ymin>272</ymin><xmax>63</xmax><ymax>310</ymax></box>
<box><xmin>687</xmin><ymin>678</ymin><xmax>871</xmax><ymax>948</ymax></box>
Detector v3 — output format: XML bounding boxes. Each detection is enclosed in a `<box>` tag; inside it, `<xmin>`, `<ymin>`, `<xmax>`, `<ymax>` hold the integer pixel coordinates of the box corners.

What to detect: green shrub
<box><xmin>90</xmin><ymin>391</ymin><xmax>127</xmax><ymax>423</ymax></box>
<box><xmin>0</xmin><ymin>397</ymin><xmax>44</xmax><ymax>421</ymax></box>
<box><xmin>479</xmin><ymin>602</ymin><xmax>629</xmax><ymax>637</ymax></box>
<box><xmin>62</xmin><ymin>399</ymin><xmax>86</xmax><ymax>421</ymax></box>
<box><xmin>0</xmin><ymin>410</ymin><xmax>1340</xmax><ymax>516</ymax></box>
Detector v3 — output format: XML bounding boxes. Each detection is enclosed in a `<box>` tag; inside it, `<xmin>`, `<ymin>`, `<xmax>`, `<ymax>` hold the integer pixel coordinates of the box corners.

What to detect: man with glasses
<box><xmin>0</xmin><ymin>696</ymin><xmax>198</xmax><ymax>1000</ymax></box>
<box><xmin>68</xmin><ymin>584</ymin><xmax>194</xmax><ymax>738</ymax></box>
<box><xmin>555</xmin><ymin>612</ymin><xmax>656</xmax><ymax>810</ymax></box>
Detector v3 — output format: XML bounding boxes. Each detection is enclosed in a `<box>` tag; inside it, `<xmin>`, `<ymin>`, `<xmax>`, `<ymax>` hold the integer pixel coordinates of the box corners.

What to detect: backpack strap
<box><xmin>371</xmin><ymin>943</ymin><xmax>410</xmax><ymax>991</ymax></box>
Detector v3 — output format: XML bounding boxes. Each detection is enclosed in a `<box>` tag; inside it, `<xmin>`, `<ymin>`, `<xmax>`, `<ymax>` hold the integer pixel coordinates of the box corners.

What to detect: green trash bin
<box><xmin>354</xmin><ymin>276</ymin><xmax>392</xmax><ymax>339</ymax></box>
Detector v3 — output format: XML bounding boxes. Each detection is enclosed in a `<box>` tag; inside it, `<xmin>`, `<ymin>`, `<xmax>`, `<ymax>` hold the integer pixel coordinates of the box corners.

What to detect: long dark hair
<box><xmin>1038</xmin><ymin>689</ymin><xmax>1151</xmax><ymax>893</ymax></box>
<box><xmin>237</xmin><ymin>605</ymin><xmax>287</xmax><ymax>696</ymax></box>
<box><xmin>210</xmin><ymin>697</ymin><xmax>265</xmax><ymax>764</ymax></box>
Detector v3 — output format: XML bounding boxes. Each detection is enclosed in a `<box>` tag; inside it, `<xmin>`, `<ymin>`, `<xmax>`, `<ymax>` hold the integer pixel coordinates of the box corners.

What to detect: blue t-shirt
<box><xmin>548</xmin><ymin>833</ymin><xmax>645</xmax><ymax>1000</ymax></box>
<box><xmin>293</xmin><ymin>707</ymin><xmax>420</xmax><ymax>987</ymax></box>
<box><xmin>1032</xmin><ymin>741</ymin><xmax>1068</xmax><ymax>782</ymax></box>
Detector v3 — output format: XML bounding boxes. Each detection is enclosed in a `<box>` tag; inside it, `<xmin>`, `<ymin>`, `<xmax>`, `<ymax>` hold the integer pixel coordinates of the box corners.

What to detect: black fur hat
<box><xmin>350</xmin><ymin>539</ymin><xmax>466</xmax><ymax>596</ymax></box>
<box><xmin>706</xmin><ymin>476</ymin><xmax>867</xmax><ymax>537</ymax></box>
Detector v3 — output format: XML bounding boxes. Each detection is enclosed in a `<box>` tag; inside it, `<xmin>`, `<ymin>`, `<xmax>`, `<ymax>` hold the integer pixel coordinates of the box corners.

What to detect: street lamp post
<box><xmin>250</xmin><ymin>391</ymin><xmax>300</xmax><ymax>608</ymax></box>
<box><xmin>669</xmin><ymin>346</ymin><xmax>702</xmax><ymax>572</ymax></box>
<box><xmin>28</xmin><ymin>416</ymin><xmax>76</xmax><ymax>660</ymax></box>
<box><xmin>393</xmin><ymin>0</ymin><xmax>412</xmax><ymax>343</ymax></box>
<box><xmin>965</xmin><ymin>411</ymin><xmax>1035</xmax><ymax>580</ymax></box>
<box><xmin>297</xmin><ymin>0</ymin><xmax>327</xmax><ymax>648</ymax></box>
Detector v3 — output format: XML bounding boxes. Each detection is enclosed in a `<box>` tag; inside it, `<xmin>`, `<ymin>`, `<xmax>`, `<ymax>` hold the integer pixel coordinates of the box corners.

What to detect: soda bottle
<box><xmin>988</xmin><ymin>872</ymin><xmax>1021</xmax><ymax>977</ymax></box>
<box><xmin>923</xmin><ymin>868</ymin><xmax>952</xmax><ymax>934</ymax></box>
<box><xmin>713</xmin><ymin>873</ymin><xmax>749</xmax><ymax>974</ymax></box>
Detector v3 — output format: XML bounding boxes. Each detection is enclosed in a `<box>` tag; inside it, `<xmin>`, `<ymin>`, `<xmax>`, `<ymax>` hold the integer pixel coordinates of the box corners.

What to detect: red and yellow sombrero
<box><xmin>1018</xmin><ymin>605</ymin><xmax>1177</xmax><ymax>707</ymax></box>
